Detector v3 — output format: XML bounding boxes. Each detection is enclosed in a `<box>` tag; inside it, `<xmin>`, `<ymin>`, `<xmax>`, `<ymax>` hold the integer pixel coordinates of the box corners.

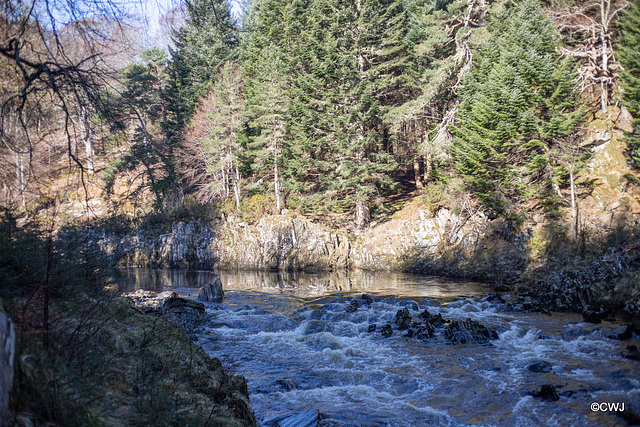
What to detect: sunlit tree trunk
<box><xmin>80</xmin><ymin>105</ymin><xmax>94</xmax><ymax>174</ymax></box>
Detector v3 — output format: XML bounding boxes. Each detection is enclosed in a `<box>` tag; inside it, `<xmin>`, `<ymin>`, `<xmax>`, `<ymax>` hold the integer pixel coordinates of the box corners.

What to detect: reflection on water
<box><xmin>117</xmin><ymin>268</ymin><xmax>492</xmax><ymax>301</ymax></box>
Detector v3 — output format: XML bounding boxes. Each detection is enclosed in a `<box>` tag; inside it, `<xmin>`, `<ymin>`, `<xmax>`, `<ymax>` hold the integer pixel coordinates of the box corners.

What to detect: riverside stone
<box><xmin>198</xmin><ymin>278</ymin><xmax>224</xmax><ymax>303</ymax></box>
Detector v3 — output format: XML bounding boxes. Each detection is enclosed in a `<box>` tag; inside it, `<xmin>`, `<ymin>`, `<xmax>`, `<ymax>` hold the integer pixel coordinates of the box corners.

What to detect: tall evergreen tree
<box><xmin>246</xmin><ymin>46</ymin><xmax>290</xmax><ymax>213</ymax></box>
<box><xmin>451</xmin><ymin>0</ymin><xmax>582</xmax><ymax>214</ymax></box>
<box><xmin>202</xmin><ymin>62</ymin><xmax>246</xmax><ymax>209</ymax></box>
<box><xmin>167</xmin><ymin>0</ymin><xmax>237</xmax><ymax>138</ymax></box>
<box><xmin>618</xmin><ymin>0</ymin><xmax>640</xmax><ymax>167</ymax></box>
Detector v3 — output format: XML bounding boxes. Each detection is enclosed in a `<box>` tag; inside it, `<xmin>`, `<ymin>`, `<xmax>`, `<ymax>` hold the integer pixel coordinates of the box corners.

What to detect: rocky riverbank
<box><xmin>88</xmin><ymin>198</ymin><xmax>640</xmax><ymax>323</ymax></box>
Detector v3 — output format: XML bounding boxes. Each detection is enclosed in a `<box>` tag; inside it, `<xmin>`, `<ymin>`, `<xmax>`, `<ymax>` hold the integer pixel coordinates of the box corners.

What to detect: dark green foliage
<box><xmin>452</xmin><ymin>0</ymin><xmax>582</xmax><ymax>213</ymax></box>
<box><xmin>167</xmin><ymin>0</ymin><xmax>238</xmax><ymax>137</ymax></box>
<box><xmin>102</xmin><ymin>50</ymin><xmax>175</xmax><ymax>210</ymax></box>
<box><xmin>618</xmin><ymin>0</ymin><xmax>640</xmax><ymax>167</ymax></box>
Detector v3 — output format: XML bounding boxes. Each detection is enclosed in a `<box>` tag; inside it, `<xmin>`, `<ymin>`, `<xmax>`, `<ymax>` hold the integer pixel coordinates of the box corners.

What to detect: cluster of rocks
<box><xmin>123</xmin><ymin>290</ymin><xmax>204</xmax><ymax>316</ymax></box>
<box><xmin>348</xmin><ymin>294</ymin><xmax>499</xmax><ymax>345</ymax></box>
<box><xmin>123</xmin><ymin>279</ymin><xmax>227</xmax><ymax>333</ymax></box>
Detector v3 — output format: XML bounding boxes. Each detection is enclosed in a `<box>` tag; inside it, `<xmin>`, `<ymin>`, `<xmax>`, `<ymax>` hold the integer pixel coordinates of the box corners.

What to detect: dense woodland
<box><xmin>0</xmin><ymin>0</ymin><xmax>638</xmax><ymax>228</ymax></box>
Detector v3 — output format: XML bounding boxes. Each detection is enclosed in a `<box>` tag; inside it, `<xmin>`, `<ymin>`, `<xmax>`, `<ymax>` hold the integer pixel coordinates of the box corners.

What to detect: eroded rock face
<box><xmin>0</xmin><ymin>311</ymin><xmax>15</xmax><ymax>419</ymax></box>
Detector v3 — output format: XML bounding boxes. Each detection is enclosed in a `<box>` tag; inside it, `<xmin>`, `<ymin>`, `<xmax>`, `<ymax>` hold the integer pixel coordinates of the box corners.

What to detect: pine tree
<box><xmin>166</xmin><ymin>0</ymin><xmax>237</xmax><ymax>138</ymax></box>
<box><xmin>285</xmin><ymin>0</ymin><xmax>403</xmax><ymax>226</ymax></box>
<box><xmin>202</xmin><ymin>62</ymin><xmax>246</xmax><ymax>209</ymax></box>
<box><xmin>451</xmin><ymin>0</ymin><xmax>582</xmax><ymax>214</ymax></box>
<box><xmin>246</xmin><ymin>46</ymin><xmax>290</xmax><ymax>213</ymax></box>
<box><xmin>618</xmin><ymin>0</ymin><xmax>640</xmax><ymax>167</ymax></box>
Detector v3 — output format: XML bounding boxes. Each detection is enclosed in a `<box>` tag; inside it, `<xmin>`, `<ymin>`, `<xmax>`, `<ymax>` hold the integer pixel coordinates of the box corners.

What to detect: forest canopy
<box><xmin>0</xmin><ymin>0</ymin><xmax>637</xmax><ymax>227</ymax></box>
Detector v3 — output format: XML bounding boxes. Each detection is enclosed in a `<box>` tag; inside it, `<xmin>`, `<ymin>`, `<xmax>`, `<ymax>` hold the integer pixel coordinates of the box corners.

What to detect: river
<box><xmin>118</xmin><ymin>269</ymin><xmax>640</xmax><ymax>426</ymax></box>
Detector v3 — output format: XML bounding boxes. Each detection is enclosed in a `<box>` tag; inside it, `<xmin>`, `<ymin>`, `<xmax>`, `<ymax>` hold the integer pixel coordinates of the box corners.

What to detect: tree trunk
<box><xmin>232</xmin><ymin>162</ymin><xmax>241</xmax><ymax>210</ymax></box>
<box><xmin>570</xmin><ymin>169</ymin><xmax>579</xmax><ymax>242</ymax></box>
<box><xmin>600</xmin><ymin>30</ymin><xmax>609</xmax><ymax>114</ymax></box>
<box><xmin>274</xmin><ymin>148</ymin><xmax>281</xmax><ymax>214</ymax></box>
<box><xmin>15</xmin><ymin>152</ymin><xmax>25</xmax><ymax>208</ymax></box>
<box><xmin>80</xmin><ymin>106</ymin><xmax>94</xmax><ymax>174</ymax></box>
<box><xmin>414</xmin><ymin>156</ymin><xmax>423</xmax><ymax>189</ymax></box>
<box><xmin>423</xmin><ymin>154</ymin><xmax>431</xmax><ymax>184</ymax></box>
<box><xmin>355</xmin><ymin>199</ymin><xmax>370</xmax><ymax>230</ymax></box>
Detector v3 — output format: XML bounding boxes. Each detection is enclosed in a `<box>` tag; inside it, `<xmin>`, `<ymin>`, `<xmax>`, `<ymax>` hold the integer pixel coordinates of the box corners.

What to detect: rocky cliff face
<box><xmin>94</xmin><ymin>206</ymin><xmax>520</xmax><ymax>279</ymax></box>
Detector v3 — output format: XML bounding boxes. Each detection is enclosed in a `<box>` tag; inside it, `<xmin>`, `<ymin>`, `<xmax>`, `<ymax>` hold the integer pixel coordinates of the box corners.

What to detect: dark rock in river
<box><xmin>395</xmin><ymin>308</ymin><xmax>412</xmax><ymax>330</ymax></box>
<box><xmin>443</xmin><ymin>319</ymin><xmax>499</xmax><ymax>344</ymax></box>
<box><xmin>526</xmin><ymin>360</ymin><xmax>552</xmax><ymax>373</ymax></box>
<box><xmin>481</xmin><ymin>293</ymin><xmax>506</xmax><ymax>304</ymax></box>
<box><xmin>415</xmin><ymin>322</ymin><xmax>435</xmax><ymax>340</ymax></box>
<box><xmin>198</xmin><ymin>278</ymin><xmax>224</xmax><ymax>303</ymax></box>
<box><xmin>622</xmin><ymin>345</ymin><xmax>640</xmax><ymax>361</ymax></box>
<box><xmin>582</xmin><ymin>306</ymin><xmax>606</xmax><ymax>324</ymax></box>
<box><xmin>381</xmin><ymin>324</ymin><xmax>393</xmax><ymax>338</ymax></box>
<box><xmin>617</xmin><ymin>406</ymin><xmax>640</xmax><ymax>425</ymax></box>
<box><xmin>606</xmin><ymin>325</ymin><xmax>633</xmax><ymax>340</ymax></box>
<box><xmin>367</xmin><ymin>324</ymin><xmax>377</xmax><ymax>333</ymax></box>
<box><xmin>274</xmin><ymin>377</ymin><xmax>299</xmax><ymax>391</ymax></box>
<box><xmin>418</xmin><ymin>309</ymin><xmax>445</xmax><ymax>326</ymax></box>
<box><xmin>361</xmin><ymin>294</ymin><xmax>373</xmax><ymax>305</ymax></box>
<box><xmin>346</xmin><ymin>299</ymin><xmax>359</xmax><ymax>313</ymax></box>
<box><xmin>533</xmin><ymin>384</ymin><xmax>559</xmax><ymax>401</ymax></box>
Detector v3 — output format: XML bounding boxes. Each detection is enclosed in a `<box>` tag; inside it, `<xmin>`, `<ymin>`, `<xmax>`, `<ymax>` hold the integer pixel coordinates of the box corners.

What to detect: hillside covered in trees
<box><xmin>0</xmin><ymin>0</ymin><xmax>637</xmax><ymax>230</ymax></box>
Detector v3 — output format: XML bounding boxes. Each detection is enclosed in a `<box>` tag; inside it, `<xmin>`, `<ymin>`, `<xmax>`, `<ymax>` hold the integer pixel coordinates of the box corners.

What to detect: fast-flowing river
<box><xmin>118</xmin><ymin>269</ymin><xmax>640</xmax><ymax>426</ymax></box>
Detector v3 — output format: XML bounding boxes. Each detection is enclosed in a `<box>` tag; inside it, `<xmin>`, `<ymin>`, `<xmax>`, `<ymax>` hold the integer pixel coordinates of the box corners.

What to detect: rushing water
<box><xmin>119</xmin><ymin>269</ymin><xmax>640</xmax><ymax>426</ymax></box>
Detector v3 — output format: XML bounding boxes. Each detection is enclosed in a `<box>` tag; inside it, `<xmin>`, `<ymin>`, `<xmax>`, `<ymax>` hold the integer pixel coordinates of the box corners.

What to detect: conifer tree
<box><xmin>167</xmin><ymin>0</ymin><xmax>237</xmax><ymax>137</ymax></box>
<box><xmin>618</xmin><ymin>0</ymin><xmax>640</xmax><ymax>167</ymax></box>
<box><xmin>452</xmin><ymin>0</ymin><xmax>582</xmax><ymax>214</ymax></box>
<box><xmin>202</xmin><ymin>62</ymin><xmax>246</xmax><ymax>209</ymax></box>
<box><xmin>246</xmin><ymin>46</ymin><xmax>290</xmax><ymax>213</ymax></box>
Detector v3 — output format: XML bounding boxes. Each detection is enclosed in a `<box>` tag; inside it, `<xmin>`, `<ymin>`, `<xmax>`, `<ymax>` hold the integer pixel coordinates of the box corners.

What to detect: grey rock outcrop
<box><xmin>198</xmin><ymin>278</ymin><xmax>224</xmax><ymax>303</ymax></box>
<box><xmin>1</xmin><ymin>312</ymin><xmax>15</xmax><ymax>419</ymax></box>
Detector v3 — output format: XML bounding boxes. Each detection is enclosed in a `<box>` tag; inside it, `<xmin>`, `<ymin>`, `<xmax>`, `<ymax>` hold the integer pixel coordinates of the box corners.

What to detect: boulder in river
<box><xmin>418</xmin><ymin>309</ymin><xmax>445</xmax><ymax>325</ymax></box>
<box><xmin>395</xmin><ymin>308</ymin><xmax>412</xmax><ymax>330</ymax></box>
<box><xmin>582</xmin><ymin>306</ymin><xmax>606</xmax><ymax>323</ymax></box>
<box><xmin>443</xmin><ymin>319</ymin><xmax>498</xmax><ymax>344</ymax></box>
<box><xmin>606</xmin><ymin>325</ymin><xmax>633</xmax><ymax>341</ymax></box>
<box><xmin>346</xmin><ymin>299</ymin><xmax>359</xmax><ymax>313</ymax></box>
<box><xmin>361</xmin><ymin>294</ymin><xmax>373</xmax><ymax>305</ymax></box>
<box><xmin>526</xmin><ymin>360</ymin><xmax>552</xmax><ymax>373</ymax></box>
<box><xmin>367</xmin><ymin>324</ymin><xmax>376</xmax><ymax>333</ymax></box>
<box><xmin>622</xmin><ymin>345</ymin><xmax>640</xmax><ymax>361</ymax></box>
<box><xmin>198</xmin><ymin>278</ymin><xmax>224</xmax><ymax>303</ymax></box>
<box><xmin>415</xmin><ymin>322</ymin><xmax>435</xmax><ymax>340</ymax></box>
<box><xmin>162</xmin><ymin>296</ymin><xmax>205</xmax><ymax>317</ymax></box>
<box><xmin>533</xmin><ymin>384</ymin><xmax>559</xmax><ymax>401</ymax></box>
<box><xmin>381</xmin><ymin>323</ymin><xmax>393</xmax><ymax>338</ymax></box>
